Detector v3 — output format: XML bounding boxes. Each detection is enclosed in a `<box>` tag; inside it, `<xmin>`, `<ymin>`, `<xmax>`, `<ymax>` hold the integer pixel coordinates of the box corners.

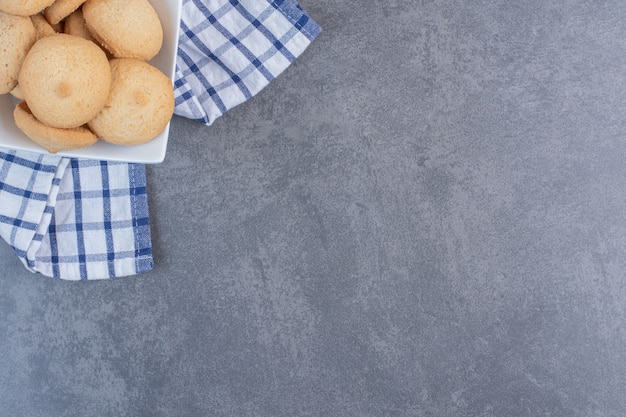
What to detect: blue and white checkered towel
<box><xmin>0</xmin><ymin>0</ymin><xmax>320</xmax><ymax>280</ymax></box>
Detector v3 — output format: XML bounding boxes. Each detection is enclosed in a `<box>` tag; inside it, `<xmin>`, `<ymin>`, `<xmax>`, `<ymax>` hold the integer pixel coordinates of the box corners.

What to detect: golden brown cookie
<box><xmin>83</xmin><ymin>0</ymin><xmax>163</xmax><ymax>61</ymax></box>
<box><xmin>0</xmin><ymin>0</ymin><xmax>55</xmax><ymax>16</ymax></box>
<box><xmin>18</xmin><ymin>33</ymin><xmax>111</xmax><ymax>129</ymax></box>
<box><xmin>44</xmin><ymin>0</ymin><xmax>86</xmax><ymax>25</ymax></box>
<box><xmin>88</xmin><ymin>59</ymin><xmax>174</xmax><ymax>145</ymax></box>
<box><xmin>0</xmin><ymin>11</ymin><xmax>37</xmax><ymax>94</ymax></box>
<box><xmin>14</xmin><ymin>101</ymin><xmax>98</xmax><ymax>153</ymax></box>
<box><xmin>31</xmin><ymin>13</ymin><xmax>58</xmax><ymax>40</ymax></box>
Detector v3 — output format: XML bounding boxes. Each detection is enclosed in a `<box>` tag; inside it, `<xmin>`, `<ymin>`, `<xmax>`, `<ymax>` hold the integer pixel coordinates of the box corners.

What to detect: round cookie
<box><xmin>88</xmin><ymin>59</ymin><xmax>174</xmax><ymax>145</ymax></box>
<box><xmin>83</xmin><ymin>0</ymin><xmax>162</xmax><ymax>61</ymax></box>
<box><xmin>14</xmin><ymin>101</ymin><xmax>98</xmax><ymax>153</ymax></box>
<box><xmin>0</xmin><ymin>0</ymin><xmax>55</xmax><ymax>16</ymax></box>
<box><xmin>18</xmin><ymin>33</ymin><xmax>111</xmax><ymax>129</ymax></box>
<box><xmin>0</xmin><ymin>11</ymin><xmax>37</xmax><ymax>95</ymax></box>
<box><xmin>44</xmin><ymin>0</ymin><xmax>86</xmax><ymax>25</ymax></box>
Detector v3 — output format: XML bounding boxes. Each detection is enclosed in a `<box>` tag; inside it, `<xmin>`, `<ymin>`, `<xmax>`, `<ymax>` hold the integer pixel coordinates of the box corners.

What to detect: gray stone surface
<box><xmin>3</xmin><ymin>0</ymin><xmax>626</xmax><ymax>415</ymax></box>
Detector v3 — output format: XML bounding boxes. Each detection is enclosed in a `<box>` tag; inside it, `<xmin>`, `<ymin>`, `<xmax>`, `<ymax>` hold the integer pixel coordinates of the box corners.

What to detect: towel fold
<box><xmin>0</xmin><ymin>0</ymin><xmax>320</xmax><ymax>280</ymax></box>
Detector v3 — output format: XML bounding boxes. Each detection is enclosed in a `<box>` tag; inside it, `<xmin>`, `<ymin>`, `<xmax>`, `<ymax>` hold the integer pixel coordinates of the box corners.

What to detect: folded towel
<box><xmin>0</xmin><ymin>0</ymin><xmax>320</xmax><ymax>280</ymax></box>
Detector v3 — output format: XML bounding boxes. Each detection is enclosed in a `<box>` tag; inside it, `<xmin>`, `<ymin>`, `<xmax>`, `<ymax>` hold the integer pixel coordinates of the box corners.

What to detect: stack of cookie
<box><xmin>0</xmin><ymin>0</ymin><xmax>174</xmax><ymax>153</ymax></box>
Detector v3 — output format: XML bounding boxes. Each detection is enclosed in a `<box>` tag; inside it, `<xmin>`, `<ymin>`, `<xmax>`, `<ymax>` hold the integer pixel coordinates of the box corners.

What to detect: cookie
<box><xmin>14</xmin><ymin>101</ymin><xmax>98</xmax><ymax>153</ymax></box>
<box><xmin>0</xmin><ymin>0</ymin><xmax>55</xmax><ymax>16</ymax></box>
<box><xmin>31</xmin><ymin>13</ymin><xmax>58</xmax><ymax>40</ymax></box>
<box><xmin>0</xmin><ymin>11</ymin><xmax>37</xmax><ymax>94</ymax></box>
<box><xmin>83</xmin><ymin>0</ymin><xmax>163</xmax><ymax>61</ymax></box>
<box><xmin>88</xmin><ymin>59</ymin><xmax>174</xmax><ymax>145</ymax></box>
<box><xmin>18</xmin><ymin>33</ymin><xmax>111</xmax><ymax>128</ymax></box>
<box><xmin>44</xmin><ymin>0</ymin><xmax>86</xmax><ymax>25</ymax></box>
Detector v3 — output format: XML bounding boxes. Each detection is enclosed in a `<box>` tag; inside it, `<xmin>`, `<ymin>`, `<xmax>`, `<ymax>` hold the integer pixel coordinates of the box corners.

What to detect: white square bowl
<box><xmin>0</xmin><ymin>0</ymin><xmax>181</xmax><ymax>164</ymax></box>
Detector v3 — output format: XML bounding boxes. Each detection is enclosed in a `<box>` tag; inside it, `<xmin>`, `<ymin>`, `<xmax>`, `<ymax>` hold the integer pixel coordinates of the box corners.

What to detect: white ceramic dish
<box><xmin>0</xmin><ymin>0</ymin><xmax>181</xmax><ymax>164</ymax></box>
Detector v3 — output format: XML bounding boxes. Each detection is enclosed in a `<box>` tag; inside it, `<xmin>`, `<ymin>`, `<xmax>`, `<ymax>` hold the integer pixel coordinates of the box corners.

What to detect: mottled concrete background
<box><xmin>3</xmin><ymin>1</ymin><xmax>626</xmax><ymax>415</ymax></box>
